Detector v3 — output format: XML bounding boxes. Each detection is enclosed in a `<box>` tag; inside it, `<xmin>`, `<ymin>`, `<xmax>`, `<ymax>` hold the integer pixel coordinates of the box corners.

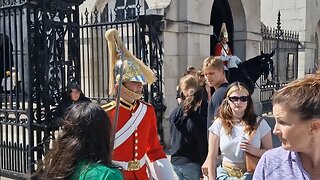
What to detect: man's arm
<box><xmin>146</xmin><ymin>106</ymin><xmax>174</xmax><ymax>180</ymax></box>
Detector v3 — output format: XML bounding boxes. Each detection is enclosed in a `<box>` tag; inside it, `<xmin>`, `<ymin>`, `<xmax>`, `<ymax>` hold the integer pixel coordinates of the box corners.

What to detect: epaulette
<box><xmin>101</xmin><ymin>101</ymin><xmax>116</xmax><ymax>111</ymax></box>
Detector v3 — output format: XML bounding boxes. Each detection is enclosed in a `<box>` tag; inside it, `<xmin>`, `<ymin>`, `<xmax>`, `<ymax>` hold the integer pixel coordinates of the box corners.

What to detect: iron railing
<box><xmin>260</xmin><ymin>11</ymin><xmax>299</xmax><ymax>113</ymax></box>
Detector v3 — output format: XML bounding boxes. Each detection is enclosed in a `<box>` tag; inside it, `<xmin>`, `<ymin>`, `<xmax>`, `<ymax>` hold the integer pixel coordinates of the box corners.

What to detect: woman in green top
<box><xmin>35</xmin><ymin>102</ymin><xmax>123</xmax><ymax>179</ymax></box>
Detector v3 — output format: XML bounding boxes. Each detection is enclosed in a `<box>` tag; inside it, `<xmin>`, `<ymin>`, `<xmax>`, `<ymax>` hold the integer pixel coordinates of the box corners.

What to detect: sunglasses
<box><xmin>228</xmin><ymin>96</ymin><xmax>249</xmax><ymax>102</ymax></box>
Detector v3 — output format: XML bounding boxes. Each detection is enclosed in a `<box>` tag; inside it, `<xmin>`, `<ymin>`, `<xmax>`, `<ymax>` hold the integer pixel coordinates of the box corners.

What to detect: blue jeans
<box><xmin>216</xmin><ymin>165</ymin><xmax>253</xmax><ymax>180</ymax></box>
<box><xmin>172</xmin><ymin>162</ymin><xmax>201</xmax><ymax>180</ymax></box>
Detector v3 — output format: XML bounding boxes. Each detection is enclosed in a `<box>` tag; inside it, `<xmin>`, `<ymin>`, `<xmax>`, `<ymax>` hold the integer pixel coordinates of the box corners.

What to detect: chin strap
<box><xmin>121</xmin><ymin>83</ymin><xmax>143</xmax><ymax>100</ymax></box>
<box><xmin>149</xmin><ymin>158</ymin><xmax>174</xmax><ymax>180</ymax></box>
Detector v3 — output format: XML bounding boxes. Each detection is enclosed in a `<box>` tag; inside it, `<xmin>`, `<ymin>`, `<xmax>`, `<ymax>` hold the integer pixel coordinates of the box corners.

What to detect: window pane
<box><xmin>127</xmin><ymin>0</ymin><xmax>135</xmax><ymax>5</ymax></box>
<box><xmin>127</xmin><ymin>8</ymin><xmax>136</xmax><ymax>19</ymax></box>
<box><xmin>116</xmin><ymin>9</ymin><xmax>125</xmax><ymax>21</ymax></box>
<box><xmin>116</xmin><ymin>0</ymin><xmax>125</xmax><ymax>7</ymax></box>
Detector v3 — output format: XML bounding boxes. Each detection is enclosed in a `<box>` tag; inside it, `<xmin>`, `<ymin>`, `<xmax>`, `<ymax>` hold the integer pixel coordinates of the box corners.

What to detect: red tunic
<box><xmin>214</xmin><ymin>43</ymin><xmax>232</xmax><ymax>66</ymax></box>
<box><xmin>105</xmin><ymin>99</ymin><xmax>166</xmax><ymax>180</ymax></box>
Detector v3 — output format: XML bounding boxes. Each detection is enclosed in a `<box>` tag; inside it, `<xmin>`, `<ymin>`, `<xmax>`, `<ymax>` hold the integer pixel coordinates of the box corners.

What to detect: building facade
<box><xmin>79</xmin><ymin>0</ymin><xmax>264</xmax><ymax>145</ymax></box>
<box><xmin>261</xmin><ymin>0</ymin><xmax>320</xmax><ymax>77</ymax></box>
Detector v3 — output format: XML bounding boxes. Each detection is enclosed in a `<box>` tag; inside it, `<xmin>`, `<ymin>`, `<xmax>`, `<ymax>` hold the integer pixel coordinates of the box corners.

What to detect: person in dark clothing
<box><xmin>201</xmin><ymin>56</ymin><xmax>229</xmax><ymax>177</ymax></box>
<box><xmin>55</xmin><ymin>83</ymin><xmax>91</xmax><ymax>126</ymax></box>
<box><xmin>202</xmin><ymin>56</ymin><xmax>229</xmax><ymax>132</ymax></box>
<box><xmin>170</xmin><ymin>75</ymin><xmax>208</xmax><ymax>180</ymax></box>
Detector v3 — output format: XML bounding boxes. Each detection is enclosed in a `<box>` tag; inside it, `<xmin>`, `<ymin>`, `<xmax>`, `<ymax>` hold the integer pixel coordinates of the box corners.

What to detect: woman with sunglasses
<box><xmin>202</xmin><ymin>82</ymin><xmax>273</xmax><ymax>179</ymax></box>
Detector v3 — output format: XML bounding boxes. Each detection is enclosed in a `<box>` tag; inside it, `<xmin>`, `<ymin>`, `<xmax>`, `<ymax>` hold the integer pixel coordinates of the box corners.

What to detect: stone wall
<box><xmin>261</xmin><ymin>0</ymin><xmax>320</xmax><ymax>77</ymax></box>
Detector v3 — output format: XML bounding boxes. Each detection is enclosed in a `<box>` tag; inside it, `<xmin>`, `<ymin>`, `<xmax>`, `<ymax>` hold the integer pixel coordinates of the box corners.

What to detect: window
<box><xmin>286</xmin><ymin>53</ymin><xmax>294</xmax><ymax>81</ymax></box>
<box><xmin>115</xmin><ymin>0</ymin><xmax>138</xmax><ymax>21</ymax></box>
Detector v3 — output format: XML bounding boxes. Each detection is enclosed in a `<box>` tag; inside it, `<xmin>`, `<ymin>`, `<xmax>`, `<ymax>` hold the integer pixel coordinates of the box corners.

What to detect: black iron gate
<box><xmin>1</xmin><ymin>1</ymin><xmax>165</xmax><ymax>179</ymax></box>
<box><xmin>1</xmin><ymin>0</ymin><xmax>83</xmax><ymax>178</ymax></box>
<box><xmin>260</xmin><ymin>11</ymin><xmax>299</xmax><ymax>113</ymax></box>
<box><xmin>79</xmin><ymin>5</ymin><xmax>165</xmax><ymax>143</ymax></box>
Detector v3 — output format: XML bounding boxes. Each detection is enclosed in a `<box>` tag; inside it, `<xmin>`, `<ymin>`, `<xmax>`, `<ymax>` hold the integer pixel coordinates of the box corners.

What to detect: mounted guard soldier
<box><xmin>103</xmin><ymin>29</ymin><xmax>174</xmax><ymax>180</ymax></box>
<box><xmin>214</xmin><ymin>23</ymin><xmax>242</xmax><ymax>77</ymax></box>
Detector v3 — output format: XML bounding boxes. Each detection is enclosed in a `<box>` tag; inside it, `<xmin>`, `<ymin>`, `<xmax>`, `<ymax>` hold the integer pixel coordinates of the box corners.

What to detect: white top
<box><xmin>209</xmin><ymin>117</ymin><xmax>271</xmax><ymax>163</ymax></box>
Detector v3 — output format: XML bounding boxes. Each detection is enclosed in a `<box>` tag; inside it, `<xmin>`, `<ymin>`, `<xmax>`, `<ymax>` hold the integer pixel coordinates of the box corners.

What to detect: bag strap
<box><xmin>248</xmin><ymin>116</ymin><xmax>263</xmax><ymax>141</ymax></box>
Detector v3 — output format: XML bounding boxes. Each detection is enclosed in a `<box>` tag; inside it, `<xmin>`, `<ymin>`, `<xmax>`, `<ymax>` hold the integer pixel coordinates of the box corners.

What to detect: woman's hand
<box><xmin>201</xmin><ymin>160</ymin><xmax>209</xmax><ymax>177</ymax></box>
<box><xmin>240</xmin><ymin>140</ymin><xmax>258</xmax><ymax>156</ymax></box>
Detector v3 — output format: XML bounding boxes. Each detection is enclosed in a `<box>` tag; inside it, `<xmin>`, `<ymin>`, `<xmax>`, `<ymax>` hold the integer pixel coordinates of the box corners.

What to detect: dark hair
<box><xmin>38</xmin><ymin>102</ymin><xmax>112</xmax><ymax>179</ymax></box>
<box><xmin>64</xmin><ymin>83</ymin><xmax>89</xmax><ymax>103</ymax></box>
<box><xmin>68</xmin><ymin>83</ymin><xmax>81</xmax><ymax>93</ymax></box>
<box><xmin>219</xmin><ymin>82</ymin><xmax>257</xmax><ymax>136</ymax></box>
<box><xmin>272</xmin><ymin>72</ymin><xmax>320</xmax><ymax>121</ymax></box>
<box><xmin>183</xmin><ymin>66</ymin><xmax>196</xmax><ymax>76</ymax></box>
<box><xmin>183</xmin><ymin>87</ymin><xmax>203</xmax><ymax>115</ymax></box>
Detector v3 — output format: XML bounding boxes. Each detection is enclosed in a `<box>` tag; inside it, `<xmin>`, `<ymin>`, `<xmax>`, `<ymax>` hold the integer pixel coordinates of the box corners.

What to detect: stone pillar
<box><xmin>237</xmin><ymin>0</ymin><xmax>263</xmax><ymax>115</ymax></box>
<box><xmin>161</xmin><ymin>0</ymin><xmax>213</xmax><ymax>147</ymax></box>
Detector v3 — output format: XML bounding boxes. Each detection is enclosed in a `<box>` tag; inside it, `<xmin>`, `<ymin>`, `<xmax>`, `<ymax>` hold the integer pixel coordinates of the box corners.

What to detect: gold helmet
<box><xmin>219</xmin><ymin>23</ymin><xmax>228</xmax><ymax>41</ymax></box>
<box><xmin>114</xmin><ymin>59</ymin><xmax>147</xmax><ymax>84</ymax></box>
<box><xmin>105</xmin><ymin>29</ymin><xmax>156</xmax><ymax>95</ymax></box>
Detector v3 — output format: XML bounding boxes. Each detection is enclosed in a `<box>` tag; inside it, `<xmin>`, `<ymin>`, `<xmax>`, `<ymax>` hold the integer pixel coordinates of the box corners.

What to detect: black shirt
<box><xmin>169</xmin><ymin>105</ymin><xmax>208</xmax><ymax>165</ymax></box>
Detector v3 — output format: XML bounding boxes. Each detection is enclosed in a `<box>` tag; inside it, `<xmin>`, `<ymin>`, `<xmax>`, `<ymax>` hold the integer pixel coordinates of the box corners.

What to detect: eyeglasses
<box><xmin>228</xmin><ymin>96</ymin><xmax>249</xmax><ymax>102</ymax></box>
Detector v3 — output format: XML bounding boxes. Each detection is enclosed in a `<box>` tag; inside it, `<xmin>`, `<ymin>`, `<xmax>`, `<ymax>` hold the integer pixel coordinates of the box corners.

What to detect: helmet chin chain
<box><xmin>121</xmin><ymin>83</ymin><xmax>143</xmax><ymax>100</ymax></box>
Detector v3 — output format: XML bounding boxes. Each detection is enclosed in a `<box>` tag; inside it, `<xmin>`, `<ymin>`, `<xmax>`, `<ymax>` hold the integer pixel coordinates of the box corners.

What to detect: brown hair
<box><xmin>36</xmin><ymin>102</ymin><xmax>113</xmax><ymax>179</ymax></box>
<box><xmin>183</xmin><ymin>66</ymin><xmax>196</xmax><ymax>76</ymax></box>
<box><xmin>219</xmin><ymin>82</ymin><xmax>257</xmax><ymax>136</ymax></box>
<box><xmin>179</xmin><ymin>75</ymin><xmax>198</xmax><ymax>100</ymax></box>
<box><xmin>272</xmin><ymin>72</ymin><xmax>320</xmax><ymax>121</ymax></box>
<box><xmin>202</xmin><ymin>56</ymin><xmax>224</xmax><ymax>72</ymax></box>
<box><xmin>183</xmin><ymin>87</ymin><xmax>203</xmax><ymax>115</ymax></box>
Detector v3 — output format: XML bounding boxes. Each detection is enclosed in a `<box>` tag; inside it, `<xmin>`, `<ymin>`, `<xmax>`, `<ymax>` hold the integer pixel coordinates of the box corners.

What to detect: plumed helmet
<box><xmin>114</xmin><ymin>59</ymin><xmax>146</xmax><ymax>84</ymax></box>
<box><xmin>219</xmin><ymin>22</ymin><xmax>228</xmax><ymax>40</ymax></box>
<box><xmin>105</xmin><ymin>29</ymin><xmax>156</xmax><ymax>95</ymax></box>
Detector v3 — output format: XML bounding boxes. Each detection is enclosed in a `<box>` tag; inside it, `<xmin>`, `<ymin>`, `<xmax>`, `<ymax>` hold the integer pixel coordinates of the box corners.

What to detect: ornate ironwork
<box><xmin>79</xmin><ymin>7</ymin><xmax>165</xmax><ymax>143</ymax></box>
<box><xmin>1</xmin><ymin>0</ymin><xmax>82</xmax><ymax>178</ymax></box>
<box><xmin>260</xmin><ymin>11</ymin><xmax>299</xmax><ymax>113</ymax></box>
<box><xmin>139</xmin><ymin>15</ymin><xmax>166</xmax><ymax>144</ymax></box>
<box><xmin>1</xmin><ymin>1</ymin><xmax>165</xmax><ymax>178</ymax></box>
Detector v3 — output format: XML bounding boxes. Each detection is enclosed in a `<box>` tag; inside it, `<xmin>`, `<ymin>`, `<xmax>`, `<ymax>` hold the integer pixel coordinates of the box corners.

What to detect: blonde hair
<box><xmin>219</xmin><ymin>82</ymin><xmax>257</xmax><ymax>136</ymax></box>
<box><xmin>179</xmin><ymin>75</ymin><xmax>198</xmax><ymax>100</ymax></box>
<box><xmin>226</xmin><ymin>85</ymin><xmax>249</xmax><ymax>97</ymax></box>
<box><xmin>272</xmin><ymin>71</ymin><xmax>320</xmax><ymax>121</ymax></box>
<box><xmin>202</xmin><ymin>56</ymin><xmax>224</xmax><ymax>72</ymax></box>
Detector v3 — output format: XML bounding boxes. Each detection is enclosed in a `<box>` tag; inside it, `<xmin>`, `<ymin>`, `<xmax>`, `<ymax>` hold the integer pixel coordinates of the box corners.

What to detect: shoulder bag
<box><xmin>245</xmin><ymin>117</ymin><xmax>263</xmax><ymax>173</ymax></box>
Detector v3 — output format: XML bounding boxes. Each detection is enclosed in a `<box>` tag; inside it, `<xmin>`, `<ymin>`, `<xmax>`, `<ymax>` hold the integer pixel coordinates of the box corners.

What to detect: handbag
<box><xmin>245</xmin><ymin>117</ymin><xmax>263</xmax><ymax>173</ymax></box>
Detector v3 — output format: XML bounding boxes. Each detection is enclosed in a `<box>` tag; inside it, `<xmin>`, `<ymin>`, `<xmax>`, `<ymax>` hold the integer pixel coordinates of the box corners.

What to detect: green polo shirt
<box><xmin>71</xmin><ymin>160</ymin><xmax>123</xmax><ymax>180</ymax></box>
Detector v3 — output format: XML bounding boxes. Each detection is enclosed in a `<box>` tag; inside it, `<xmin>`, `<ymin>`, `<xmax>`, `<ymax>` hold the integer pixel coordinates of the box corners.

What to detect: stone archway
<box><xmin>210</xmin><ymin>0</ymin><xmax>234</xmax><ymax>55</ymax></box>
<box><xmin>228</xmin><ymin>0</ymin><xmax>246</xmax><ymax>60</ymax></box>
